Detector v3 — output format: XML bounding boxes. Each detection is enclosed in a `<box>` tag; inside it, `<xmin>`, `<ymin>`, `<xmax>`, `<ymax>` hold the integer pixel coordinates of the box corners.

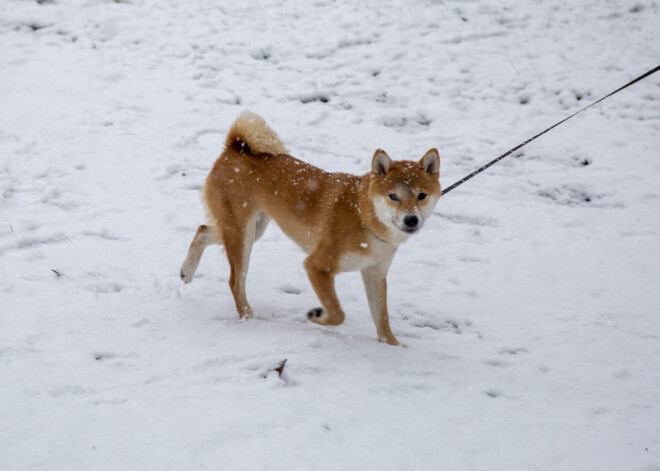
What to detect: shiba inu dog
<box><xmin>180</xmin><ymin>112</ymin><xmax>441</xmax><ymax>346</ymax></box>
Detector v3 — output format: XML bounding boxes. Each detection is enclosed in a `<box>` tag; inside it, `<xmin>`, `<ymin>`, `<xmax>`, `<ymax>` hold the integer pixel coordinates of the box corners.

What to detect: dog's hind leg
<box><xmin>222</xmin><ymin>213</ymin><xmax>260</xmax><ymax>319</ymax></box>
<box><xmin>180</xmin><ymin>225</ymin><xmax>219</xmax><ymax>283</ymax></box>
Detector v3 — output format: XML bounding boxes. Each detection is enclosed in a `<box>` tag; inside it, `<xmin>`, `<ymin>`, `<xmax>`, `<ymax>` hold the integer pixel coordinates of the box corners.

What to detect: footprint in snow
<box><xmin>484</xmin><ymin>390</ymin><xmax>504</xmax><ymax>399</ymax></box>
<box><xmin>278</xmin><ymin>285</ymin><xmax>303</xmax><ymax>294</ymax></box>
<box><xmin>483</xmin><ymin>359</ymin><xmax>511</xmax><ymax>368</ymax></box>
<box><xmin>499</xmin><ymin>347</ymin><xmax>528</xmax><ymax>355</ymax></box>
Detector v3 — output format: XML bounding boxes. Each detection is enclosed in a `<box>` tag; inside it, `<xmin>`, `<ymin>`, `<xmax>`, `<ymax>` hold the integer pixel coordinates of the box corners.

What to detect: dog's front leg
<box><xmin>361</xmin><ymin>262</ymin><xmax>400</xmax><ymax>346</ymax></box>
<box><xmin>304</xmin><ymin>256</ymin><xmax>346</xmax><ymax>327</ymax></box>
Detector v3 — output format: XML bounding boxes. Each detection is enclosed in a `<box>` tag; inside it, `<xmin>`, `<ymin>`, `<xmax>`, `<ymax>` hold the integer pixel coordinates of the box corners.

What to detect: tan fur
<box><xmin>181</xmin><ymin>111</ymin><xmax>442</xmax><ymax>346</ymax></box>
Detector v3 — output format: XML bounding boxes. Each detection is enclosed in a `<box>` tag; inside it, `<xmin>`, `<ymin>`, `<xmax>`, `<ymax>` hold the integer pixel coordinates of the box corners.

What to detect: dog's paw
<box><xmin>238</xmin><ymin>305</ymin><xmax>254</xmax><ymax>320</ymax></box>
<box><xmin>180</xmin><ymin>268</ymin><xmax>192</xmax><ymax>284</ymax></box>
<box><xmin>379</xmin><ymin>335</ymin><xmax>404</xmax><ymax>347</ymax></box>
<box><xmin>307</xmin><ymin>308</ymin><xmax>345</xmax><ymax>326</ymax></box>
<box><xmin>307</xmin><ymin>307</ymin><xmax>324</xmax><ymax>320</ymax></box>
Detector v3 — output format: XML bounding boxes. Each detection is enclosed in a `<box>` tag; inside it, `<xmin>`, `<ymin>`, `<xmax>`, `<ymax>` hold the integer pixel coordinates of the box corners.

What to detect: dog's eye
<box><xmin>418</xmin><ymin>193</ymin><xmax>427</xmax><ymax>201</ymax></box>
<box><xmin>388</xmin><ymin>193</ymin><xmax>400</xmax><ymax>202</ymax></box>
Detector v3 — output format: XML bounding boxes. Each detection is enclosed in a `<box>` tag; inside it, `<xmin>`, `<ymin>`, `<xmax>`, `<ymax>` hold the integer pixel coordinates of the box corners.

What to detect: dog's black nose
<box><xmin>404</xmin><ymin>215</ymin><xmax>419</xmax><ymax>228</ymax></box>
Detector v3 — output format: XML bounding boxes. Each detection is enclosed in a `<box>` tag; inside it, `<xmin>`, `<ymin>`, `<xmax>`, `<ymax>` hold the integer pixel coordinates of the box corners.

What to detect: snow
<box><xmin>1</xmin><ymin>0</ymin><xmax>659</xmax><ymax>469</ymax></box>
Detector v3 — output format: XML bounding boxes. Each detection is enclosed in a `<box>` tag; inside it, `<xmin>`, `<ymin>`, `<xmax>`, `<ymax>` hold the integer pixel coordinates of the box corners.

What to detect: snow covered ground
<box><xmin>1</xmin><ymin>0</ymin><xmax>659</xmax><ymax>469</ymax></box>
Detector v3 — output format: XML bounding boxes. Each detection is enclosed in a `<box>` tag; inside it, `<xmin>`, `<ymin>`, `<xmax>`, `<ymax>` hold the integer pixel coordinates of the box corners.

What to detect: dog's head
<box><xmin>369</xmin><ymin>148</ymin><xmax>441</xmax><ymax>240</ymax></box>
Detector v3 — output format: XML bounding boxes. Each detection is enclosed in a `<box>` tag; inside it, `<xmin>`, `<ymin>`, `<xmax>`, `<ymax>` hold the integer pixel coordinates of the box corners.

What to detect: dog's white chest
<box><xmin>338</xmin><ymin>252</ymin><xmax>373</xmax><ymax>272</ymax></box>
<box><xmin>337</xmin><ymin>239</ymin><xmax>397</xmax><ymax>273</ymax></box>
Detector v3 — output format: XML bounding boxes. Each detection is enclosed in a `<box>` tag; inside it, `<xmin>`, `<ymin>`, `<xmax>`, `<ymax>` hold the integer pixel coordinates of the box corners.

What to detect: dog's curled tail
<box><xmin>225</xmin><ymin>111</ymin><xmax>288</xmax><ymax>156</ymax></box>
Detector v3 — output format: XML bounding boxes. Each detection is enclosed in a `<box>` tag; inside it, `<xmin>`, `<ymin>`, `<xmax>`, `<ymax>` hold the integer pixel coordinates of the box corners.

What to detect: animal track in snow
<box><xmin>278</xmin><ymin>285</ymin><xmax>303</xmax><ymax>294</ymax></box>
<box><xmin>85</xmin><ymin>281</ymin><xmax>125</xmax><ymax>294</ymax></box>
<box><xmin>49</xmin><ymin>385</ymin><xmax>95</xmax><ymax>397</ymax></box>
<box><xmin>380</xmin><ymin>112</ymin><xmax>432</xmax><ymax>131</ymax></box>
<box><xmin>536</xmin><ymin>183</ymin><xmax>623</xmax><ymax>208</ymax></box>
<box><xmin>93</xmin><ymin>352</ymin><xmax>118</xmax><ymax>361</ymax></box>
<box><xmin>434</xmin><ymin>211</ymin><xmax>499</xmax><ymax>227</ymax></box>
<box><xmin>81</xmin><ymin>229</ymin><xmax>121</xmax><ymax>240</ymax></box>
<box><xmin>401</xmin><ymin>311</ymin><xmax>474</xmax><ymax>335</ymax></box>
<box><xmin>499</xmin><ymin>347</ymin><xmax>528</xmax><ymax>355</ymax></box>
<box><xmin>484</xmin><ymin>389</ymin><xmax>504</xmax><ymax>399</ymax></box>
<box><xmin>484</xmin><ymin>359</ymin><xmax>511</xmax><ymax>368</ymax></box>
<box><xmin>14</xmin><ymin>234</ymin><xmax>70</xmax><ymax>250</ymax></box>
<box><xmin>299</xmin><ymin>93</ymin><xmax>330</xmax><ymax>104</ymax></box>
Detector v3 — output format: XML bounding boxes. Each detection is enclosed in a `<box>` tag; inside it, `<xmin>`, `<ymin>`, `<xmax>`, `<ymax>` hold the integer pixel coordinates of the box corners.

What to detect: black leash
<box><xmin>442</xmin><ymin>64</ymin><xmax>660</xmax><ymax>195</ymax></box>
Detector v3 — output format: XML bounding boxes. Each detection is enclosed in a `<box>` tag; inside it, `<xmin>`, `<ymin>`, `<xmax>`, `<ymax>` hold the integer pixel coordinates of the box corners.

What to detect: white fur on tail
<box><xmin>226</xmin><ymin>111</ymin><xmax>288</xmax><ymax>155</ymax></box>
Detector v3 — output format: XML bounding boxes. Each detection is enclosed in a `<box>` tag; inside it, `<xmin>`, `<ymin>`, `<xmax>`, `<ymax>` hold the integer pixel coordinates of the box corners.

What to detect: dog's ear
<box><xmin>420</xmin><ymin>148</ymin><xmax>440</xmax><ymax>176</ymax></box>
<box><xmin>372</xmin><ymin>149</ymin><xmax>392</xmax><ymax>176</ymax></box>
